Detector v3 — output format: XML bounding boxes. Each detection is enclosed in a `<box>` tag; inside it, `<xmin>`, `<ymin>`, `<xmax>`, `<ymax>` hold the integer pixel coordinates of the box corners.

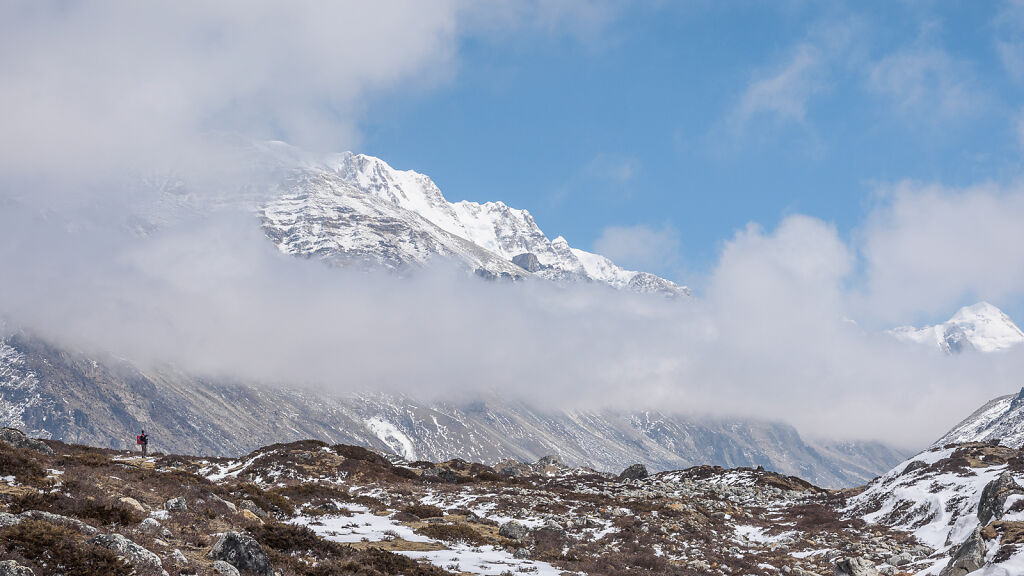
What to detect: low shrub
<box><xmin>402</xmin><ymin>504</ymin><xmax>443</xmax><ymax>519</ymax></box>
<box><xmin>415</xmin><ymin>523</ymin><xmax>488</xmax><ymax>546</ymax></box>
<box><xmin>1</xmin><ymin>519</ymin><xmax>131</xmax><ymax>576</ymax></box>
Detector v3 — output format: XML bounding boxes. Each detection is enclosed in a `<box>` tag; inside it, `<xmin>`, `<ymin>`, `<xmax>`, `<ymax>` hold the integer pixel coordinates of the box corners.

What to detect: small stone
<box><xmin>212</xmin><ymin>560</ymin><xmax>241</xmax><ymax>576</ymax></box>
<box><xmin>0</xmin><ymin>559</ymin><xmax>34</xmax><ymax>576</ymax></box>
<box><xmin>165</xmin><ymin>497</ymin><xmax>188</xmax><ymax>512</ymax></box>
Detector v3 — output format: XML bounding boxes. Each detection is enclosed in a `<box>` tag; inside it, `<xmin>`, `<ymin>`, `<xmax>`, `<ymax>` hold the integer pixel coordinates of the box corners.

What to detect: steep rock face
<box><xmin>892</xmin><ymin>302</ymin><xmax>1024</xmax><ymax>354</ymax></box>
<box><xmin>0</xmin><ymin>333</ymin><xmax>902</xmax><ymax>488</ymax></box>
<box><xmin>259</xmin><ymin>145</ymin><xmax>690</xmax><ymax>296</ymax></box>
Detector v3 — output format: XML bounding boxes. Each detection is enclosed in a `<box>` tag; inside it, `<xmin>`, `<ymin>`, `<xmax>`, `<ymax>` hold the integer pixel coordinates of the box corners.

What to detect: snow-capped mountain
<box><xmin>892</xmin><ymin>301</ymin><xmax>1024</xmax><ymax>354</ymax></box>
<box><xmin>260</xmin><ymin>145</ymin><xmax>690</xmax><ymax>296</ymax></box>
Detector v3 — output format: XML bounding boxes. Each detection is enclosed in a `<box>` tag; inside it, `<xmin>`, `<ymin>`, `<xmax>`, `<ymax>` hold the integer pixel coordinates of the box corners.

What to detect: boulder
<box><xmin>0</xmin><ymin>560</ymin><xmax>34</xmax><ymax>576</ymax></box>
<box><xmin>240</xmin><ymin>509</ymin><xmax>263</xmax><ymax>524</ymax></box>
<box><xmin>0</xmin><ymin>428</ymin><xmax>54</xmax><ymax>455</ymax></box>
<box><xmin>138</xmin><ymin>517</ymin><xmax>172</xmax><ymax>538</ymax></box>
<box><xmin>499</xmin><ymin>521</ymin><xmax>530</xmax><ymax>542</ymax></box>
<box><xmin>617</xmin><ymin>463</ymin><xmax>649</xmax><ymax>481</ymax></box>
<box><xmin>239</xmin><ymin>500</ymin><xmax>269</xmax><ymax>519</ymax></box>
<box><xmin>165</xmin><ymin>497</ymin><xmax>188</xmax><ymax>512</ymax></box>
<box><xmin>88</xmin><ymin>533</ymin><xmax>166</xmax><ymax>575</ymax></box>
<box><xmin>939</xmin><ymin>528</ymin><xmax>988</xmax><ymax>576</ymax></box>
<box><xmin>20</xmin><ymin>510</ymin><xmax>98</xmax><ymax>535</ymax></box>
<box><xmin>978</xmin><ymin>472</ymin><xmax>1023</xmax><ymax>525</ymax></box>
<box><xmin>212</xmin><ymin>560</ymin><xmax>241</xmax><ymax>576</ymax></box>
<box><xmin>168</xmin><ymin>548</ymin><xmax>189</xmax><ymax>566</ymax></box>
<box><xmin>208</xmin><ymin>531</ymin><xmax>273</xmax><ymax>576</ymax></box>
<box><xmin>834</xmin><ymin>557</ymin><xmax>878</xmax><ymax>576</ymax></box>
<box><xmin>421</xmin><ymin>467</ymin><xmax>458</xmax><ymax>484</ymax></box>
<box><xmin>120</xmin><ymin>496</ymin><xmax>147</xmax><ymax>515</ymax></box>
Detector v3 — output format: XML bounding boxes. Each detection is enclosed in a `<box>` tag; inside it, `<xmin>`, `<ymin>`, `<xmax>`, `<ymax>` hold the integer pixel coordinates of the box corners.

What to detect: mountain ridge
<box><xmin>0</xmin><ymin>331</ymin><xmax>905</xmax><ymax>488</ymax></box>
<box><xmin>258</xmin><ymin>144</ymin><xmax>691</xmax><ymax>296</ymax></box>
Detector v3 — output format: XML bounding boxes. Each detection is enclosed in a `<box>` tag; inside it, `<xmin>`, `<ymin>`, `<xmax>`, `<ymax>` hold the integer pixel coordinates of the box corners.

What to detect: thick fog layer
<box><xmin>2</xmin><ymin>2</ymin><xmax>1024</xmax><ymax>451</ymax></box>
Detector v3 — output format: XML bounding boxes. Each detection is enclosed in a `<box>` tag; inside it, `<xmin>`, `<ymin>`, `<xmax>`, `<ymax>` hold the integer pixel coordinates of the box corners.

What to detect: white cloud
<box><xmin>593</xmin><ymin>224</ymin><xmax>680</xmax><ymax>272</ymax></box>
<box><xmin>857</xmin><ymin>181</ymin><xmax>1024</xmax><ymax>323</ymax></box>
<box><xmin>866</xmin><ymin>45</ymin><xmax>979</xmax><ymax>120</ymax></box>
<box><xmin>0</xmin><ymin>2</ymin><xmax>465</xmax><ymax>180</ymax></box>
<box><xmin>731</xmin><ymin>44</ymin><xmax>825</xmax><ymax>128</ymax></box>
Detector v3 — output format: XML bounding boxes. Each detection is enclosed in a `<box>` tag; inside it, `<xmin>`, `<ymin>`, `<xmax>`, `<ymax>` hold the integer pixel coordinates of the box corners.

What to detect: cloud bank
<box><xmin>2</xmin><ymin>2</ymin><xmax>1024</xmax><ymax>452</ymax></box>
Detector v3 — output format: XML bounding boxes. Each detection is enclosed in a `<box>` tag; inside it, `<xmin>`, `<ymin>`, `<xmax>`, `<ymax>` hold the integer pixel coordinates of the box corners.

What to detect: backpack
<box><xmin>136</xmin><ymin>435</ymin><xmax>142</xmax><ymax>445</ymax></box>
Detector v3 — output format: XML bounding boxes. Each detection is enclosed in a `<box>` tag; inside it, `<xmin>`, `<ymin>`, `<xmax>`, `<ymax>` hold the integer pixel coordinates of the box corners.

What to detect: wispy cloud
<box><xmin>866</xmin><ymin>24</ymin><xmax>982</xmax><ymax>122</ymax></box>
<box><xmin>592</xmin><ymin>223</ymin><xmax>680</xmax><ymax>273</ymax></box>
<box><xmin>730</xmin><ymin>44</ymin><xmax>826</xmax><ymax>129</ymax></box>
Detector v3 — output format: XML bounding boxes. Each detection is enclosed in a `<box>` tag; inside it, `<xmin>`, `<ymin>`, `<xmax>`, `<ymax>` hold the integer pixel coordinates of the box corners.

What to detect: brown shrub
<box><xmin>251</xmin><ymin>522</ymin><xmax>341</xmax><ymax>555</ymax></box>
<box><xmin>0</xmin><ymin>446</ymin><xmax>46</xmax><ymax>484</ymax></box>
<box><xmin>1</xmin><ymin>519</ymin><xmax>131</xmax><ymax>576</ymax></box>
<box><xmin>403</xmin><ymin>504</ymin><xmax>443</xmax><ymax>519</ymax></box>
<box><xmin>238</xmin><ymin>482</ymin><xmax>296</xmax><ymax>516</ymax></box>
<box><xmin>333</xmin><ymin>445</ymin><xmax>391</xmax><ymax>466</ymax></box>
<box><xmin>415</xmin><ymin>523</ymin><xmax>489</xmax><ymax>546</ymax></box>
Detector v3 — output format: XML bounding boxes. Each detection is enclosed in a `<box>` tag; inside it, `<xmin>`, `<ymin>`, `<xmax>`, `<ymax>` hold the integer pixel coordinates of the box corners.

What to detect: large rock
<box><xmin>835</xmin><ymin>557</ymin><xmax>878</xmax><ymax>576</ymax></box>
<box><xmin>0</xmin><ymin>560</ymin><xmax>34</xmax><ymax>576</ymax></box>
<box><xmin>208</xmin><ymin>531</ymin><xmax>273</xmax><ymax>576</ymax></box>
<box><xmin>88</xmin><ymin>533</ymin><xmax>166</xmax><ymax>575</ymax></box>
<box><xmin>120</xmin><ymin>497</ymin><xmax>147</xmax><ymax>515</ymax></box>
<box><xmin>978</xmin><ymin>472</ymin><xmax>1023</xmax><ymax>525</ymax></box>
<box><xmin>939</xmin><ymin>528</ymin><xmax>987</xmax><ymax>576</ymax></box>
<box><xmin>421</xmin><ymin>467</ymin><xmax>458</xmax><ymax>484</ymax></box>
<box><xmin>20</xmin><ymin>510</ymin><xmax>98</xmax><ymax>535</ymax></box>
<box><xmin>498</xmin><ymin>521</ymin><xmax>530</xmax><ymax>542</ymax></box>
<box><xmin>617</xmin><ymin>463</ymin><xmax>649</xmax><ymax>481</ymax></box>
<box><xmin>0</xmin><ymin>427</ymin><xmax>54</xmax><ymax>455</ymax></box>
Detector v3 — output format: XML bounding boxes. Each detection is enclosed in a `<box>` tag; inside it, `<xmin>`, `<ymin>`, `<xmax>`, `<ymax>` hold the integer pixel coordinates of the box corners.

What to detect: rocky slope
<box><xmin>257</xmin><ymin>143</ymin><xmax>690</xmax><ymax>296</ymax></box>
<box><xmin>0</xmin><ymin>427</ymin><xmax>941</xmax><ymax>576</ymax></box>
<box><xmin>0</xmin><ymin>332</ymin><xmax>905</xmax><ymax>488</ymax></box>
<box><xmin>892</xmin><ymin>302</ymin><xmax>1024</xmax><ymax>354</ymax></box>
<box><xmin>846</xmin><ymin>441</ymin><xmax>1024</xmax><ymax>575</ymax></box>
<box><xmin>932</xmin><ymin>388</ymin><xmax>1024</xmax><ymax>450</ymax></box>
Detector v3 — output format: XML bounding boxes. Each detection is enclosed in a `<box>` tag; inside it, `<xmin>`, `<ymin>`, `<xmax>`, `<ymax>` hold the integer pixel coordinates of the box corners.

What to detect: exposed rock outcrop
<box><xmin>208</xmin><ymin>531</ymin><xmax>273</xmax><ymax>576</ymax></box>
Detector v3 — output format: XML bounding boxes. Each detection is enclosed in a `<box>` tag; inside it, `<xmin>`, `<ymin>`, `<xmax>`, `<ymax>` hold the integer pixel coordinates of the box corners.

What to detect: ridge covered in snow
<box><xmin>892</xmin><ymin>302</ymin><xmax>1024</xmax><ymax>354</ymax></box>
<box><xmin>260</xmin><ymin>144</ymin><xmax>690</xmax><ymax>296</ymax></box>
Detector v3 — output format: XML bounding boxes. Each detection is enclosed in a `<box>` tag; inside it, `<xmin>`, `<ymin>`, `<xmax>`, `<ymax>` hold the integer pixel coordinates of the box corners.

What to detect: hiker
<box><xmin>137</xmin><ymin>429</ymin><xmax>149</xmax><ymax>457</ymax></box>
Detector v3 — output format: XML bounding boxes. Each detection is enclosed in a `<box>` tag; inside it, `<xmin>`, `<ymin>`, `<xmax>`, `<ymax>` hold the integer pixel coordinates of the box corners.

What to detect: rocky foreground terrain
<box><xmin>0</xmin><ymin>427</ymin><xmax>1022</xmax><ymax>576</ymax></box>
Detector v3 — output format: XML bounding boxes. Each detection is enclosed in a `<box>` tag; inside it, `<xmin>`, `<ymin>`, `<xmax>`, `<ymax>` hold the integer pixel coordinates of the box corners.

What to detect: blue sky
<box><xmin>358</xmin><ymin>2</ymin><xmax>1024</xmax><ymax>312</ymax></box>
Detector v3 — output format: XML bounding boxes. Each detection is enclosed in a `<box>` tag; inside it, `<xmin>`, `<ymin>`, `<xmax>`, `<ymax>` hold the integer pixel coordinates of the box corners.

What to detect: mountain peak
<box><xmin>893</xmin><ymin>302</ymin><xmax>1024</xmax><ymax>354</ymax></box>
<box><xmin>261</xmin><ymin>144</ymin><xmax>690</xmax><ymax>297</ymax></box>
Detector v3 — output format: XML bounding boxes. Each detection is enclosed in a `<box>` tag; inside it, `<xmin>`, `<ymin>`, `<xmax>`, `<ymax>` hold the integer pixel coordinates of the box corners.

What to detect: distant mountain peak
<box><xmin>892</xmin><ymin>302</ymin><xmax>1024</xmax><ymax>354</ymax></box>
<box><xmin>260</xmin><ymin>144</ymin><xmax>691</xmax><ymax>297</ymax></box>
